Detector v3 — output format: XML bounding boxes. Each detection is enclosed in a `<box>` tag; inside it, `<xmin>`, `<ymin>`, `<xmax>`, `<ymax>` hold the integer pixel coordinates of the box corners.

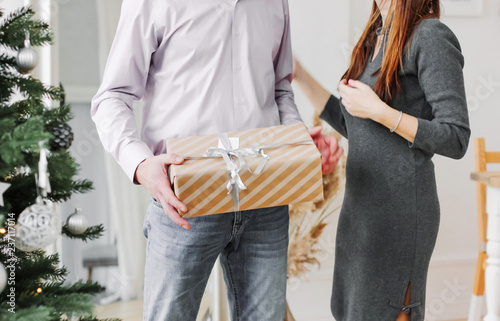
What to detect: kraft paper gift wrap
<box><xmin>167</xmin><ymin>123</ymin><xmax>324</xmax><ymax>218</ymax></box>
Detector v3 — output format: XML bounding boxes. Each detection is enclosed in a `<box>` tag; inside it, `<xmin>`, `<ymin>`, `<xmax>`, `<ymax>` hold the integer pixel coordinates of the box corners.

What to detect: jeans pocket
<box><xmin>143</xmin><ymin>204</ymin><xmax>153</xmax><ymax>238</ymax></box>
<box><xmin>151</xmin><ymin>197</ymin><xmax>163</xmax><ymax>209</ymax></box>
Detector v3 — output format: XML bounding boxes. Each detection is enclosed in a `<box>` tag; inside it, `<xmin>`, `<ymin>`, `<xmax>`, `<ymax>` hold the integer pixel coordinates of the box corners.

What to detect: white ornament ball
<box><xmin>0</xmin><ymin>262</ymin><xmax>6</xmax><ymax>293</ymax></box>
<box><xmin>15</xmin><ymin>197</ymin><xmax>61</xmax><ymax>252</ymax></box>
<box><xmin>16</xmin><ymin>45</ymin><xmax>38</xmax><ymax>74</ymax></box>
<box><xmin>66</xmin><ymin>208</ymin><xmax>88</xmax><ymax>235</ymax></box>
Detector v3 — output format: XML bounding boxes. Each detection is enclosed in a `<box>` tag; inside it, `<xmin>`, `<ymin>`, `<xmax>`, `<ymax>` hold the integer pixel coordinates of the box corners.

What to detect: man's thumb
<box><xmin>160</xmin><ymin>153</ymin><xmax>184</xmax><ymax>165</ymax></box>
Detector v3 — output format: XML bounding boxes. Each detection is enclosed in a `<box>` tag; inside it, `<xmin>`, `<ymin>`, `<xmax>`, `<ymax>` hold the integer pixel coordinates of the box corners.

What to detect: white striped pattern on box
<box><xmin>167</xmin><ymin>123</ymin><xmax>324</xmax><ymax>217</ymax></box>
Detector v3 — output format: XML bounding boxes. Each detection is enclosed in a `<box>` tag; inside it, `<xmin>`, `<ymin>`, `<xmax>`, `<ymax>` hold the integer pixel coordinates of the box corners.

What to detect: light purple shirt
<box><xmin>91</xmin><ymin>0</ymin><xmax>302</xmax><ymax>182</ymax></box>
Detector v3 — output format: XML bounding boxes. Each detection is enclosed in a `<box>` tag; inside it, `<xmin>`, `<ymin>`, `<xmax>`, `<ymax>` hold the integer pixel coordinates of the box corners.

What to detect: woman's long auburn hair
<box><xmin>343</xmin><ymin>0</ymin><xmax>440</xmax><ymax>102</ymax></box>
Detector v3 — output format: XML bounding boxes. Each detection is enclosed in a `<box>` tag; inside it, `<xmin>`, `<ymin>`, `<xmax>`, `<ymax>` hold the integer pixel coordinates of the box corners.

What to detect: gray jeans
<box><xmin>142</xmin><ymin>199</ymin><xmax>289</xmax><ymax>321</ymax></box>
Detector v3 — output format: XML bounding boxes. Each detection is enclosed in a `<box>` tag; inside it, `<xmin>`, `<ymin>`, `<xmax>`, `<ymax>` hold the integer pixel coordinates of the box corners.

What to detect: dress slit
<box><xmin>389</xmin><ymin>282</ymin><xmax>422</xmax><ymax>320</ymax></box>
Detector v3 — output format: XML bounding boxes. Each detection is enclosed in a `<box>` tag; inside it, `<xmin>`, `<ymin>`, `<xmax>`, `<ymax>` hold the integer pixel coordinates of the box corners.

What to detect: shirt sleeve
<box><xmin>320</xmin><ymin>95</ymin><xmax>348</xmax><ymax>138</ymax></box>
<box><xmin>274</xmin><ymin>0</ymin><xmax>302</xmax><ymax>125</ymax></box>
<box><xmin>91</xmin><ymin>0</ymin><xmax>159</xmax><ymax>183</ymax></box>
<box><xmin>409</xmin><ymin>19</ymin><xmax>470</xmax><ymax>159</ymax></box>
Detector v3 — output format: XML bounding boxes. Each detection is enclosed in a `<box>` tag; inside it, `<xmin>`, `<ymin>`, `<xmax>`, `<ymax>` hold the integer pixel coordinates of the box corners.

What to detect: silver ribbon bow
<box><xmin>205</xmin><ymin>133</ymin><xmax>270</xmax><ymax>210</ymax></box>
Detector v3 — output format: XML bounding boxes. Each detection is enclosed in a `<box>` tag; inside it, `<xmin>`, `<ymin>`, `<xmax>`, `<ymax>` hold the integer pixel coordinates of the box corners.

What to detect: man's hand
<box><xmin>308</xmin><ymin>126</ymin><xmax>344</xmax><ymax>175</ymax></box>
<box><xmin>135</xmin><ymin>154</ymin><xmax>190</xmax><ymax>230</ymax></box>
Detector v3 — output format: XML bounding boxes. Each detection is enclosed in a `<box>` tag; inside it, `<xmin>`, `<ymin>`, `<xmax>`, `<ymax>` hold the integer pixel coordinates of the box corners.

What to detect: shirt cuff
<box><xmin>281</xmin><ymin>117</ymin><xmax>302</xmax><ymax>125</ymax></box>
<box><xmin>277</xmin><ymin>101</ymin><xmax>302</xmax><ymax>125</ymax></box>
<box><xmin>117</xmin><ymin>141</ymin><xmax>155</xmax><ymax>184</ymax></box>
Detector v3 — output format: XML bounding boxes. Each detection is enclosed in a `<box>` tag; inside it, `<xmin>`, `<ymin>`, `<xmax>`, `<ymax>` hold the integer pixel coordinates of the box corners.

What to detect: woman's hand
<box><xmin>338</xmin><ymin>79</ymin><xmax>388</xmax><ymax>121</ymax></box>
<box><xmin>308</xmin><ymin>126</ymin><xmax>344</xmax><ymax>175</ymax></box>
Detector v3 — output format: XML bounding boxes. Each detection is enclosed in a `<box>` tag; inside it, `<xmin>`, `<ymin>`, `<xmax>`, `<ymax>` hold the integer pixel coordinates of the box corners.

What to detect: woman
<box><xmin>293</xmin><ymin>0</ymin><xmax>470</xmax><ymax>320</ymax></box>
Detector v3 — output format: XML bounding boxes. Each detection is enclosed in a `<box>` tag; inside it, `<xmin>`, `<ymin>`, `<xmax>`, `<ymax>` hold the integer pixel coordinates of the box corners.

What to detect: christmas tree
<box><xmin>0</xmin><ymin>6</ymin><xmax>118</xmax><ymax>321</ymax></box>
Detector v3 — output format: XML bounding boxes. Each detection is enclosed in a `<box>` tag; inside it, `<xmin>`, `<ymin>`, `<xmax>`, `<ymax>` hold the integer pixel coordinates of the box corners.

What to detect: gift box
<box><xmin>167</xmin><ymin>123</ymin><xmax>323</xmax><ymax>217</ymax></box>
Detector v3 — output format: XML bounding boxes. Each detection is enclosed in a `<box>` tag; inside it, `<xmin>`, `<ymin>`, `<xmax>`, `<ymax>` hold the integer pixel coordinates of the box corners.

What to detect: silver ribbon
<box><xmin>183</xmin><ymin>134</ymin><xmax>313</xmax><ymax>211</ymax></box>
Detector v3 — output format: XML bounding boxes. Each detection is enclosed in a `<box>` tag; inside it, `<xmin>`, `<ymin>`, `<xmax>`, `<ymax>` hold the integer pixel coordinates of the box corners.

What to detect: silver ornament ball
<box><xmin>15</xmin><ymin>197</ymin><xmax>60</xmax><ymax>252</ymax></box>
<box><xmin>16</xmin><ymin>46</ymin><xmax>38</xmax><ymax>74</ymax></box>
<box><xmin>66</xmin><ymin>208</ymin><xmax>88</xmax><ymax>235</ymax></box>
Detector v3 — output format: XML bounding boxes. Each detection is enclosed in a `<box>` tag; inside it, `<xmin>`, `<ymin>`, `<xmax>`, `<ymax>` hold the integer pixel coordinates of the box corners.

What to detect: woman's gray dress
<box><xmin>320</xmin><ymin>19</ymin><xmax>470</xmax><ymax>321</ymax></box>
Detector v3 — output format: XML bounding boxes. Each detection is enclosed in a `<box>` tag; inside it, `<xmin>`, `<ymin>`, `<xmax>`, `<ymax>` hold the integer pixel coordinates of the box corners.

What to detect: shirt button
<box><xmin>238</xmin><ymin>98</ymin><xmax>244</xmax><ymax>105</ymax></box>
<box><xmin>236</xmin><ymin>65</ymin><xmax>241</xmax><ymax>70</ymax></box>
<box><xmin>235</xmin><ymin>31</ymin><xmax>241</xmax><ymax>36</ymax></box>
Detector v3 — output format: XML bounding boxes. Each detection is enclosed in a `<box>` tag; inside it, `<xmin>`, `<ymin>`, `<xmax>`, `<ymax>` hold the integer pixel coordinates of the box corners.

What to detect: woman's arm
<box><xmin>374</xmin><ymin>101</ymin><xmax>419</xmax><ymax>143</ymax></box>
<box><xmin>409</xmin><ymin>19</ymin><xmax>470</xmax><ymax>159</ymax></box>
<box><xmin>338</xmin><ymin>20</ymin><xmax>470</xmax><ymax>159</ymax></box>
<box><xmin>293</xmin><ymin>58</ymin><xmax>345</xmax><ymax>173</ymax></box>
<box><xmin>293</xmin><ymin>58</ymin><xmax>331</xmax><ymax>115</ymax></box>
<box><xmin>293</xmin><ymin>58</ymin><xmax>348</xmax><ymax>138</ymax></box>
<box><xmin>339</xmin><ymin>79</ymin><xmax>419</xmax><ymax>143</ymax></box>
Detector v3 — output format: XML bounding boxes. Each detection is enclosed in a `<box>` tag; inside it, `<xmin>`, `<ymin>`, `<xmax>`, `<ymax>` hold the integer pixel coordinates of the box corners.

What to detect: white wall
<box><xmin>287</xmin><ymin>0</ymin><xmax>500</xmax><ymax>320</ymax></box>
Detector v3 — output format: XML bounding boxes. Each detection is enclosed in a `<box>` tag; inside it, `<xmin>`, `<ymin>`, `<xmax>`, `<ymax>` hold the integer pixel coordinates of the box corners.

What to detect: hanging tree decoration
<box><xmin>49</xmin><ymin>84</ymin><xmax>75</xmax><ymax>151</ymax></box>
<box><xmin>65</xmin><ymin>208</ymin><xmax>88</xmax><ymax>235</ymax></box>
<box><xmin>50</xmin><ymin>123</ymin><xmax>74</xmax><ymax>151</ymax></box>
<box><xmin>16</xmin><ymin>31</ymin><xmax>39</xmax><ymax>74</ymax></box>
<box><xmin>15</xmin><ymin>142</ymin><xmax>61</xmax><ymax>252</ymax></box>
<box><xmin>37</xmin><ymin>141</ymin><xmax>51</xmax><ymax>196</ymax></box>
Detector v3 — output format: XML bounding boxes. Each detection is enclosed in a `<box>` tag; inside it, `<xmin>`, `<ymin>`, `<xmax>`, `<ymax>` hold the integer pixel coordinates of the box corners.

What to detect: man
<box><xmin>91</xmin><ymin>0</ymin><xmax>342</xmax><ymax>320</ymax></box>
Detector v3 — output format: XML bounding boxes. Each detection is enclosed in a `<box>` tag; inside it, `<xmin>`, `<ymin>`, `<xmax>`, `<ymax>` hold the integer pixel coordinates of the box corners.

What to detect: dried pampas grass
<box><xmin>287</xmin><ymin>222</ymin><xmax>327</xmax><ymax>278</ymax></box>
